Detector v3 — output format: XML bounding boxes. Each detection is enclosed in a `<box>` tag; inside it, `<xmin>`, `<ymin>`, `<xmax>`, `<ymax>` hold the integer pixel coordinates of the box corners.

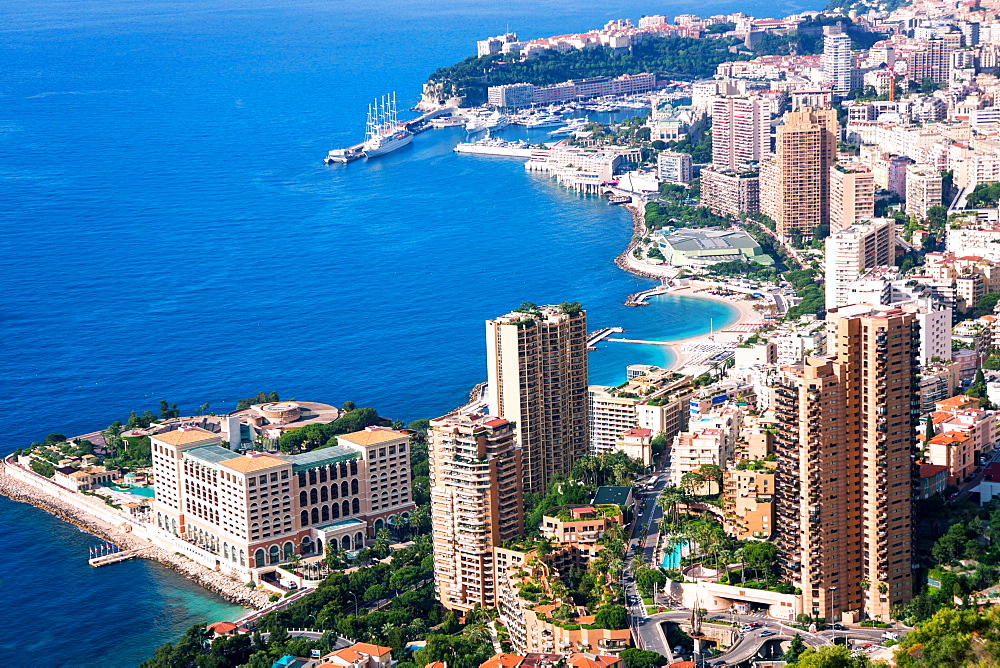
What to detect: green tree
<box><xmin>783</xmin><ymin>633</ymin><xmax>807</xmax><ymax>662</ymax></box>
<box><xmin>619</xmin><ymin>648</ymin><xmax>668</xmax><ymax>668</ymax></box>
<box><xmin>30</xmin><ymin>459</ymin><xmax>55</xmax><ymax>478</ymax></box>
<box><xmin>794</xmin><ymin>644</ymin><xmax>878</xmax><ymax>666</ymax></box>
<box><xmin>976</xmin><ymin>292</ymin><xmax>1000</xmax><ymax>317</ymax></box>
<box><xmin>894</xmin><ymin>607</ymin><xmax>1000</xmax><ymax>667</ymax></box>
<box><xmin>593</xmin><ymin>604</ymin><xmax>628</xmax><ymax>630</ymax></box>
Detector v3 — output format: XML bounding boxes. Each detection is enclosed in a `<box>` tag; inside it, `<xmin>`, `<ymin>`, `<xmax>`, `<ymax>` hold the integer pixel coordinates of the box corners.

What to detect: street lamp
<box><xmin>348</xmin><ymin>591</ymin><xmax>359</xmax><ymax>618</ymax></box>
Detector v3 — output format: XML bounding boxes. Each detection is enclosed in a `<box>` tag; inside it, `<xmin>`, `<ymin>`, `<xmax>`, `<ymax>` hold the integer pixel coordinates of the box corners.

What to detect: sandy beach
<box><xmin>660</xmin><ymin>282</ymin><xmax>767</xmax><ymax>371</ymax></box>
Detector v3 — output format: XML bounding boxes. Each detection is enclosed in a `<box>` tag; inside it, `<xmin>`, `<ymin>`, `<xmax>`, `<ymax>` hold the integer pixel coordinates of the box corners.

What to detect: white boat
<box><xmin>547</xmin><ymin>117</ymin><xmax>590</xmax><ymax>136</ymax></box>
<box><xmin>524</xmin><ymin>113</ymin><xmax>563</xmax><ymax>128</ymax></box>
<box><xmin>362</xmin><ymin>93</ymin><xmax>413</xmax><ymax>158</ymax></box>
<box><xmin>466</xmin><ymin>110</ymin><xmax>509</xmax><ymax>133</ymax></box>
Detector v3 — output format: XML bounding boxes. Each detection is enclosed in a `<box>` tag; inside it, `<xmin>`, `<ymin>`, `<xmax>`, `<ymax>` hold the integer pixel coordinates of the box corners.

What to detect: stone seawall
<box><xmin>0</xmin><ymin>461</ymin><xmax>270</xmax><ymax>610</ymax></box>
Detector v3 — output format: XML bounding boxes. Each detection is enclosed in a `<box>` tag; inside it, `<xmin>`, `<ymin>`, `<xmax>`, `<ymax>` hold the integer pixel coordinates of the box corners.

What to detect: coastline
<box><xmin>0</xmin><ymin>461</ymin><xmax>269</xmax><ymax>610</ymax></box>
<box><xmin>615</xmin><ymin>204</ymin><xmax>764</xmax><ymax>371</ymax></box>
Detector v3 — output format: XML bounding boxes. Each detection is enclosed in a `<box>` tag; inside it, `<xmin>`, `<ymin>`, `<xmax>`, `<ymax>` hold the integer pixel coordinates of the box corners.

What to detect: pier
<box><xmin>324</xmin><ymin>107</ymin><xmax>456</xmax><ymax>164</ymax></box>
<box><xmin>587</xmin><ymin>326</ymin><xmax>624</xmax><ymax>348</ymax></box>
<box><xmin>606</xmin><ymin>338</ymin><xmax>674</xmax><ymax>346</ymax></box>
<box><xmin>624</xmin><ymin>284</ymin><xmax>671</xmax><ymax>307</ymax></box>
<box><xmin>89</xmin><ymin>548</ymin><xmax>146</xmax><ymax>567</ymax></box>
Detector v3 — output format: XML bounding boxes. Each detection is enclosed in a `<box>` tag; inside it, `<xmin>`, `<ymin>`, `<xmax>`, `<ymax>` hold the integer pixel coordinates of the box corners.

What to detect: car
<box><xmin>829</xmin><ymin>624</ymin><xmax>844</xmax><ymax>630</ymax></box>
<box><xmin>760</xmin><ymin>630</ymin><xmax>775</xmax><ymax>637</ymax></box>
<box><xmin>748</xmin><ymin>622</ymin><xmax>762</xmax><ymax>629</ymax></box>
<box><xmin>882</xmin><ymin>631</ymin><xmax>899</xmax><ymax>641</ymax></box>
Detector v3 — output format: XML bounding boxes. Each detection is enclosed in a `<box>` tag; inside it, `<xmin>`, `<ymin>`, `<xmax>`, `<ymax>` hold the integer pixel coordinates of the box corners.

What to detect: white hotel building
<box><xmin>150</xmin><ymin>426</ymin><xmax>414</xmax><ymax>580</ymax></box>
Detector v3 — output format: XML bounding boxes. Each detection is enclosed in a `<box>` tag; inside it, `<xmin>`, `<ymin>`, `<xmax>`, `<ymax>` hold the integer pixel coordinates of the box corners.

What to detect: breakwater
<box><xmin>0</xmin><ymin>463</ymin><xmax>269</xmax><ymax>609</ymax></box>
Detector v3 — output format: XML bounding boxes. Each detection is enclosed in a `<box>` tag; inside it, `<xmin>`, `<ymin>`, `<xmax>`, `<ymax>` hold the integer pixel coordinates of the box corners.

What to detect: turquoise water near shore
<box><xmin>0</xmin><ymin>0</ymin><xmax>819</xmax><ymax>664</ymax></box>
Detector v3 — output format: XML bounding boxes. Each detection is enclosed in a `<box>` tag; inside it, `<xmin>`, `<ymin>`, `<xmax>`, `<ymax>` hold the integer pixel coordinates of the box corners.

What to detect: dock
<box><xmin>606</xmin><ymin>338</ymin><xmax>674</xmax><ymax>346</ymax></box>
<box><xmin>625</xmin><ymin>285</ymin><xmax>671</xmax><ymax>307</ymax></box>
<box><xmin>89</xmin><ymin>548</ymin><xmax>145</xmax><ymax>567</ymax></box>
<box><xmin>587</xmin><ymin>326</ymin><xmax>624</xmax><ymax>348</ymax></box>
<box><xmin>324</xmin><ymin>107</ymin><xmax>456</xmax><ymax>164</ymax></box>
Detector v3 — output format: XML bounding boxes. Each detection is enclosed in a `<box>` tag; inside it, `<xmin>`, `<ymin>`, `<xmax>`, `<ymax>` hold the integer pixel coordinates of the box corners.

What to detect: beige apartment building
<box><xmin>700</xmin><ymin>167</ymin><xmax>760</xmax><ymax>217</ymax></box>
<box><xmin>774</xmin><ymin>308</ymin><xmax>918</xmax><ymax>622</ymax></box>
<box><xmin>487</xmin><ymin>304</ymin><xmax>589</xmax><ymax>494</ymax></box>
<box><xmin>760</xmin><ymin>107</ymin><xmax>838</xmax><ymax>239</ymax></box>
<box><xmin>830</xmin><ymin>164</ymin><xmax>875</xmax><ymax>233</ymax></box>
<box><xmin>429</xmin><ymin>412</ymin><xmax>524</xmax><ymax>612</ymax></box>
<box><xmin>723</xmin><ymin>465</ymin><xmax>776</xmax><ymax>540</ymax></box>
<box><xmin>905</xmin><ymin>164</ymin><xmax>943</xmax><ymax>220</ymax></box>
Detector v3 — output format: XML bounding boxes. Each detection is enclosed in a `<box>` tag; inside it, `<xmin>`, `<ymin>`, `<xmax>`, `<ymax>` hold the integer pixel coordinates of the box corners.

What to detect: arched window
<box><xmin>355</xmin><ymin>531</ymin><xmax>364</xmax><ymax>548</ymax></box>
<box><xmin>352</xmin><ymin>498</ymin><xmax>360</xmax><ymax>514</ymax></box>
<box><xmin>300</xmin><ymin>510</ymin><xmax>309</xmax><ymax>526</ymax></box>
<box><xmin>332</xmin><ymin>503</ymin><xmax>340</xmax><ymax>519</ymax></box>
<box><xmin>283</xmin><ymin>541</ymin><xmax>294</xmax><ymax>558</ymax></box>
<box><xmin>342</xmin><ymin>500</ymin><xmax>350</xmax><ymax>516</ymax></box>
<box><xmin>254</xmin><ymin>548</ymin><xmax>266</xmax><ymax>568</ymax></box>
<box><xmin>320</xmin><ymin>486</ymin><xmax>328</xmax><ymax>502</ymax></box>
<box><xmin>341</xmin><ymin>481</ymin><xmax>349</xmax><ymax>497</ymax></box>
<box><xmin>239</xmin><ymin>550</ymin><xmax>245</xmax><ymax>566</ymax></box>
<box><xmin>157</xmin><ymin>512</ymin><xmax>162</xmax><ymax>529</ymax></box>
<box><xmin>331</xmin><ymin>484</ymin><xmax>339</xmax><ymax>500</ymax></box>
<box><xmin>310</xmin><ymin>489</ymin><xmax>318</xmax><ymax>505</ymax></box>
<box><xmin>351</xmin><ymin>479</ymin><xmax>359</xmax><ymax>495</ymax></box>
<box><xmin>302</xmin><ymin>536</ymin><xmax>313</xmax><ymax>554</ymax></box>
<box><xmin>321</xmin><ymin>505</ymin><xmax>329</xmax><ymax>522</ymax></box>
<box><xmin>269</xmin><ymin>545</ymin><xmax>280</xmax><ymax>564</ymax></box>
<box><xmin>342</xmin><ymin>536</ymin><xmax>352</xmax><ymax>551</ymax></box>
<box><xmin>311</xmin><ymin>508</ymin><xmax>319</xmax><ymax>524</ymax></box>
<box><xmin>224</xmin><ymin>543</ymin><xmax>229</xmax><ymax>559</ymax></box>
<box><xmin>375</xmin><ymin>518</ymin><xmax>384</xmax><ymax>533</ymax></box>
<box><xmin>299</xmin><ymin>491</ymin><xmax>307</xmax><ymax>506</ymax></box>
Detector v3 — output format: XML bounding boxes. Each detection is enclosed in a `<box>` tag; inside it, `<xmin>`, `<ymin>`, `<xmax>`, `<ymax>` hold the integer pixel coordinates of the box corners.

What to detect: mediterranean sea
<box><xmin>0</xmin><ymin>0</ymin><xmax>821</xmax><ymax>664</ymax></box>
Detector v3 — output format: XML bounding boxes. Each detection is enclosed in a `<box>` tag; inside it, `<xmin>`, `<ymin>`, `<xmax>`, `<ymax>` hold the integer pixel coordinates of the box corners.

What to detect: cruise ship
<box><xmin>362</xmin><ymin>93</ymin><xmax>413</xmax><ymax>158</ymax></box>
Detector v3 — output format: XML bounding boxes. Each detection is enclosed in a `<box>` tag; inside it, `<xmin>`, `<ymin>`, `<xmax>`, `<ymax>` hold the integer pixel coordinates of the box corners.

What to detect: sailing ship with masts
<box><xmin>362</xmin><ymin>92</ymin><xmax>412</xmax><ymax>158</ymax></box>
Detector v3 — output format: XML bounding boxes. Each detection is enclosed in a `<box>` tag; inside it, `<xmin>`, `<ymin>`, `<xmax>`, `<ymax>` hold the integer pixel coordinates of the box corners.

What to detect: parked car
<box><xmin>760</xmin><ymin>630</ymin><xmax>776</xmax><ymax>637</ymax></box>
<box><xmin>882</xmin><ymin>631</ymin><xmax>899</xmax><ymax>641</ymax></box>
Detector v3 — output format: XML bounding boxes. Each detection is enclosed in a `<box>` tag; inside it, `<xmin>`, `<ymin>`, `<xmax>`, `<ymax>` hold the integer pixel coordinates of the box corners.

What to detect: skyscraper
<box><xmin>429</xmin><ymin>412</ymin><xmax>524</xmax><ymax>612</ymax></box>
<box><xmin>774</xmin><ymin>308</ymin><xmax>918</xmax><ymax>621</ymax></box>
<box><xmin>830</xmin><ymin>164</ymin><xmax>875</xmax><ymax>233</ymax></box>
<box><xmin>711</xmin><ymin>96</ymin><xmax>771</xmax><ymax>170</ymax></box>
<box><xmin>824</xmin><ymin>218</ymin><xmax>896</xmax><ymax>310</ymax></box>
<box><xmin>823</xmin><ymin>32</ymin><xmax>854</xmax><ymax>97</ymax></box>
<box><xmin>486</xmin><ymin>303</ymin><xmax>589</xmax><ymax>494</ymax></box>
<box><xmin>760</xmin><ymin>107</ymin><xmax>838</xmax><ymax>239</ymax></box>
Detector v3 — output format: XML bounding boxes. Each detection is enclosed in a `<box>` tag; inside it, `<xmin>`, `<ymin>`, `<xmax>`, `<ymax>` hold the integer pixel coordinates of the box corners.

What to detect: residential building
<box><xmin>699</xmin><ymin>168</ymin><xmax>760</xmax><ymax>216</ymax></box>
<box><xmin>319</xmin><ymin>642</ymin><xmax>394</xmax><ymax>668</ymax></box>
<box><xmin>774</xmin><ymin>308</ymin><xmax>918</xmax><ymax>621</ymax></box>
<box><xmin>53</xmin><ymin>465</ymin><xmax>118</xmax><ymax>492</ymax></box>
<box><xmin>539</xmin><ymin>504</ymin><xmax>625</xmax><ymax>569</ymax></box>
<box><xmin>658</xmin><ymin>151</ymin><xmax>693</xmax><ymax>184</ymax></box>
<box><xmin>917</xmin><ymin>361</ymin><xmax>961</xmax><ymax>414</ymax></box>
<box><xmin>616</xmin><ymin>428</ymin><xmax>653</xmax><ymax>467</ymax></box>
<box><xmin>670</xmin><ymin>404</ymin><xmax>742</xmax><ymax>487</ymax></box>
<box><xmin>488</xmin><ymin>83</ymin><xmax>536</xmax><ymax>108</ymax></box>
<box><xmin>979</xmin><ymin>462</ymin><xmax>1000</xmax><ymax>504</ymax></box>
<box><xmin>823</xmin><ymin>32</ymin><xmax>854</xmax><ymax>97</ymax></box>
<box><xmin>711</xmin><ymin>96</ymin><xmax>771</xmax><ymax>169</ymax></box>
<box><xmin>150</xmin><ymin>426</ymin><xmax>414</xmax><ymax>581</ymax></box>
<box><xmin>429</xmin><ymin>412</ymin><xmax>524</xmax><ymax>612</ymax></box>
<box><xmin>829</xmin><ymin>164</ymin><xmax>875</xmax><ymax>233</ymax></box>
<box><xmin>905</xmin><ymin>165</ymin><xmax>943</xmax><ymax>220</ymax></box>
<box><xmin>487</xmin><ymin>304</ymin><xmax>589</xmax><ymax>494</ymax></box>
<box><xmin>931</xmin><ymin>395</ymin><xmax>997</xmax><ymax>462</ymax></box>
<box><xmin>925</xmin><ymin>431</ymin><xmax>975</xmax><ymax>486</ymax></box>
<box><xmin>824</xmin><ymin>219</ymin><xmax>897</xmax><ymax>310</ymax></box>
<box><xmin>760</xmin><ymin>108</ymin><xmax>838</xmax><ymax>239</ymax></box>
<box><xmin>723</xmin><ymin>464</ymin><xmax>776</xmax><ymax>539</ymax></box>
<box><xmin>917</xmin><ymin>464</ymin><xmax>948</xmax><ymax>500</ymax></box>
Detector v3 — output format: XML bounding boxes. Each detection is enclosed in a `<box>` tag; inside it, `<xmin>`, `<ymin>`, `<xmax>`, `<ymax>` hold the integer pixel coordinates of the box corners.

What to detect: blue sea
<box><xmin>0</xmin><ymin>0</ymin><xmax>820</xmax><ymax>664</ymax></box>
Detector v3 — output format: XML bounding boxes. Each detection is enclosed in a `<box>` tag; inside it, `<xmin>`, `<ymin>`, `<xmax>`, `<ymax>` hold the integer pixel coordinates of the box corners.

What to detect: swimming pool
<box><xmin>108</xmin><ymin>484</ymin><xmax>155</xmax><ymax>498</ymax></box>
<box><xmin>662</xmin><ymin>540</ymin><xmax>689</xmax><ymax>569</ymax></box>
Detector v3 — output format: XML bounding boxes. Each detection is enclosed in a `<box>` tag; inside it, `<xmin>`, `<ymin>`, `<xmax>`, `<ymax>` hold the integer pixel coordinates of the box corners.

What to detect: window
<box><xmin>351</xmin><ymin>479</ymin><xmax>359</xmax><ymax>495</ymax></box>
<box><xmin>321</xmin><ymin>486</ymin><xmax>328</xmax><ymax>502</ymax></box>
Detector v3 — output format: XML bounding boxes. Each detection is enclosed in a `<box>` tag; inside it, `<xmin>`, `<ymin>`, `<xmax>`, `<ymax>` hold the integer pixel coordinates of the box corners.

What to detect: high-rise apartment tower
<box><xmin>760</xmin><ymin>107</ymin><xmax>838</xmax><ymax>239</ymax></box>
<box><xmin>430</xmin><ymin>412</ymin><xmax>524</xmax><ymax>612</ymax></box>
<box><xmin>712</xmin><ymin>96</ymin><xmax>771</xmax><ymax>170</ymax></box>
<box><xmin>486</xmin><ymin>304</ymin><xmax>589</xmax><ymax>494</ymax></box>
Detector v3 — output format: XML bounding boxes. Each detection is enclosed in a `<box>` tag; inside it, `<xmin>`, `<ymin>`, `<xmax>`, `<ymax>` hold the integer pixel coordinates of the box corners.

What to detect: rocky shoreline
<box><xmin>615</xmin><ymin>203</ymin><xmax>667</xmax><ymax>279</ymax></box>
<box><xmin>0</xmin><ymin>467</ymin><xmax>270</xmax><ymax>611</ymax></box>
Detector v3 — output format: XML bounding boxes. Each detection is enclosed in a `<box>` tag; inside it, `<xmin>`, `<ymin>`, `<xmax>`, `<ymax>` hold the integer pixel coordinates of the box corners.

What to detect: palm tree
<box><xmin>631</xmin><ymin>553</ymin><xmax>647</xmax><ymax>574</ymax></box>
